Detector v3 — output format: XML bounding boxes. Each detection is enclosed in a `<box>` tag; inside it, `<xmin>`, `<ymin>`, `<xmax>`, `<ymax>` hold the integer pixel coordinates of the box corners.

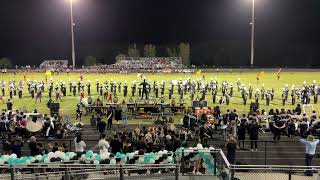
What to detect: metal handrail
<box><xmin>230</xmin><ymin>164</ymin><xmax>320</xmax><ymax>171</ymax></box>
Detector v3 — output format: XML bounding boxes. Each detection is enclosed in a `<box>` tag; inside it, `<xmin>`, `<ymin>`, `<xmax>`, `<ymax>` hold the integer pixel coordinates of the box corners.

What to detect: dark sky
<box><xmin>1</xmin><ymin>0</ymin><xmax>320</xmax><ymax>66</ymax></box>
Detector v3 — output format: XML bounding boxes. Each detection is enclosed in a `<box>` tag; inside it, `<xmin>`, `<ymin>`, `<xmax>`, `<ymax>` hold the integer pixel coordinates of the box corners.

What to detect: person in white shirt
<box><xmin>74</xmin><ymin>134</ymin><xmax>86</xmax><ymax>154</ymax></box>
<box><xmin>98</xmin><ymin>134</ymin><xmax>110</xmax><ymax>154</ymax></box>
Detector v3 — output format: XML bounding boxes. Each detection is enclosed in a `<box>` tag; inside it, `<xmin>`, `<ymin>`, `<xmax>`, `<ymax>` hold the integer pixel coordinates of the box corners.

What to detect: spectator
<box><xmin>28</xmin><ymin>136</ymin><xmax>38</xmax><ymax>156</ymax></box>
<box><xmin>110</xmin><ymin>135</ymin><xmax>122</xmax><ymax>154</ymax></box>
<box><xmin>273</xmin><ymin>118</ymin><xmax>286</xmax><ymax>142</ymax></box>
<box><xmin>237</xmin><ymin>118</ymin><xmax>246</xmax><ymax>149</ymax></box>
<box><xmin>107</xmin><ymin>106</ymin><xmax>114</xmax><ymax>129</ymax></box>
<box><xmin>121</xmin><ymin>100</ymin><xmax>128</xmax><ymax>127</ymax></box>
<box><xmin>74</xmin><ymin>134</ymin><xmax>86</xmax><ymax>155</ymax></box>
<box><xmin>300</xmin><ymin>135</ymin><xmax>320</xmax><ymax>176</ymax></box>
<box><xmin>123</xmin><ymin>138</ymin><xmax>133</xmax><ymax>154</ymax></box>
<box><xmin>11</xmin><ymin>137</ymin><xmax>23</xmax><ymax>158</ymax></box>
<box><xmin>98</xmin><ymin>134</ymin><xmax>110</xmax><ymax>154</ymax></box>
<box><xmin>249</xmin><ymin>118</ymin><xmax>260</xmax><ymax>151</ymax></box>
<box><xmin>97</xmin><ymin>120</ymin><xmax>107</xmax><ymax>138</ymax></box>
<box><xmin>52</xmin><ymin>142</ymin><xmax>59</xmax><ymax>152</ymax></box>
<box><xmin>226</xmin><ymin>137</ymin><xmax>237</xmax><ymax>164</ymax></box>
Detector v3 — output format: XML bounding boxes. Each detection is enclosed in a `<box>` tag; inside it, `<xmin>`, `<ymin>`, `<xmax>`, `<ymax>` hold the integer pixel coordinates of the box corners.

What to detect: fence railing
<box><xmin>0</xmin><ymin>149</ymin><xmax>230</xmax><ymax>180</ymax></box>
<box><xmin>2</xmin><ymin>149</ymin><xmax>320</xmax><ymax>180</ymax></box>
<box><xmin>0</xmin><ymin>164</ymin><xmax>179</xmax><ymax>180</ymax></box>
<box><xmin>23</xmin><ymin>139</ymin><xmax>316</xmax><ymax>166</ymax></box>
<box><xmin>230</xmin><ymin>164</ymin><xmax>320</xmax><ymax>180</ymax></box>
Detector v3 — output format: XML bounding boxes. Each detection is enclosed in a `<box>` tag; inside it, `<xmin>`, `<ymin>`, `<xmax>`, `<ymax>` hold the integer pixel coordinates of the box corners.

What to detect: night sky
<box><xmin>1</xmin><ymin>0</ymin><xmax>320</xmax><ymax>66</ymax></box>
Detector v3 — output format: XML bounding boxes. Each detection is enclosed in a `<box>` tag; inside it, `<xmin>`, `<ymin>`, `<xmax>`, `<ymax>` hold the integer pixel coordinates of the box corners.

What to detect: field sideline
<box><xmin>0</xmin><ymin>71</ymin><xmax>319</xmax><ymax>124</ymax></box>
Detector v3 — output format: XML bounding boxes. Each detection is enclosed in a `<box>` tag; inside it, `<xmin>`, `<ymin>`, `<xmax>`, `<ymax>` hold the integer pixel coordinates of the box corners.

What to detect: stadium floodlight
<box><xmin>68</xmin><ymin>0</ymin><xmax>76</xmax><ymax>70</ymax></box>
<box><xmin>250</xmin><ymin>0</ymin><xmax>255</xmax><ymax>67</ymax></box>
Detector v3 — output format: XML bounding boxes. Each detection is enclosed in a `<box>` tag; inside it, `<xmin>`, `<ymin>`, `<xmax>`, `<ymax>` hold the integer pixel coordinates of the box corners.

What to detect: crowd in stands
<box><xmin>1</xmin><ymin>102</ymin><xmax>320</xmax><ymax>175</ymax></box>
<box><xmin>113</xmin><ymin>57</ymin><xmax>184</xmax><ymax>70</ymax></box>
<box><xmin>39</xmin><ymin>60</ymin><xmax>69</xmax><ymax>72</ymax></box>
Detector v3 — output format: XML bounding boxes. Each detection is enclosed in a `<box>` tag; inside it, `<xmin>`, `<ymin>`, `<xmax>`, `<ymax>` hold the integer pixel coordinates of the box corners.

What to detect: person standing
<box><xmin>226</xmin><ymin>137</ymin><xmax>237</xmax><ymax>164</ymax></box>
<box><xmin>121</xmin><ymin>100</ymin><xmax>128</xmax><ymax>127</ymax></box>
<box><xmin>300</xmin><ymin>135</ymin><xmax>320</xmax><ymax>176</ymax></box>
<box><xmin>237</xmin><ymin>117</ymin><xmax>246</xmax><ymax>149</ymax></box>
<box><xmin>6</xmin><ymin>99</ymin><xmax>13</xmax><ymax>111</ymax></box>
<box><xmin>35</xmin><ymin>90</ymin><xmax>42</xmax><ymax>103</ymax></box>
<box><xmin>107</xmin><ymin>106</ymin><xmax>114</xmax><ymax>129</ymax></box>
<box><xmin>249</xmin><ymin>118</ymin><xmax>260</xmax><ymax>151</ymax></box>
<box><xmin>273</xmin><ymin>118</ymin><xmax>286</xmax><ymax>142</ymax></box>
<box><xmin>97</xmin><ymin>120</ymin><xmax>106</xmax><ymax>138</ymax></box>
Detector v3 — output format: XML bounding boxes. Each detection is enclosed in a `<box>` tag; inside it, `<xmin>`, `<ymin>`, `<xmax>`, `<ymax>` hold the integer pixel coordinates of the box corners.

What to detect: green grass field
<box><xmin>0</xmin><ymin>71</ymin><xmax>319</xmax><ymax>124</ymax></box>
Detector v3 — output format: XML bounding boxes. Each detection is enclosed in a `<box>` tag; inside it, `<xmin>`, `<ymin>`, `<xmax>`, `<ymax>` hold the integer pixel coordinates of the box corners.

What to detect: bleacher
<box><xmin>39</xmin><ymin>60</ymin><xmax>69</xmax><ymax>70</ymax></box>
<box><xmin>114</xmin><ymin>57</ymin><xmax>185</xmax><ymax>70</ymax></box>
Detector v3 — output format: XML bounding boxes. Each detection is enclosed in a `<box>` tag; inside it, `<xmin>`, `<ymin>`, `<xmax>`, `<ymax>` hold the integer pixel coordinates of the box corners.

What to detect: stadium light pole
<box><xmin>250</xmin><ymin>0</ymin><xmax>255</xmax><ymax>67</ymax></box>
<box><xmin>69</xmin><ymin>0</ymin><xmax>76</xmax><ymax>70</ymax></box>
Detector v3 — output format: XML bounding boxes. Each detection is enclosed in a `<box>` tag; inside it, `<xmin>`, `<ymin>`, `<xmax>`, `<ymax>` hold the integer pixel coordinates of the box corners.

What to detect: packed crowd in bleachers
<box><xmin>39</xmin><ymin>60</ymin><xmax>70</xmax><ymax>72</ymax></box>
<box><xmin>114</xmin><ymin>57</ymin><xmax>184</xmax><ymax>70</ymax></box>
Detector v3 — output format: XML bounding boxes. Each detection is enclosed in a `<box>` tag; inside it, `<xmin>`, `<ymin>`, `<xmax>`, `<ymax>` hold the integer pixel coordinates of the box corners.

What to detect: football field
<box><xmin>0</xmin><ymin>71</ymin><xmax>319</xmax><ymax>124</ymax></box>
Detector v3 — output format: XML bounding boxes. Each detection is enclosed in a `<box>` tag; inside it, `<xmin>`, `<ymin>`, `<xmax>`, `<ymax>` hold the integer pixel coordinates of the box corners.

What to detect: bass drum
<box><xmin>26</xmin><ymin>119</ymin><xmax>43</xmax><ymax>134</ymax></box>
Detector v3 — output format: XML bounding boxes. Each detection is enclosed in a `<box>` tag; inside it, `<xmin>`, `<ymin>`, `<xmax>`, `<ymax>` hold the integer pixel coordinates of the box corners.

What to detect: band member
<box><xmin>160</xmin><ymin>81</ymin><xmax>165</xmax><ymax>96</ymax></box>
<box><xmin>18</xmin><ymin>86</ymin><xmax>23</xmax><ymax>99</ymax></box>
<box><xmin>291</xmin><ymin>86</ymin><xmax>296</xmax><ymax>105</ymax></box>
<box><xmin>35</xmin><ymin>90</ymin><xmax>42</xmax><ymax>103</ymax></box>
<box><xmin>1</xmin><ymin>81</ymin><xmax>5</xmax><ymax>96</ymax></box>
<box><xmin>314</xmin><ymin>86</ymin><xmax>318</xmax><ymax>104</ymax></box>
<box><xmin>80</xmin><ymin>89</ymin><xmax>85</xmax><ymax>100</ymax></box>
<box><xmin>87</xmin><ymin>80</ymin><xmax>91</xmax><ymax>96</ymax></box>
<box><xmin>118</xmin><ymin>82</ymin><xmax>121</xmax><ymax>93</ymax></box>
<box><xmin>123</xmin><ymin>81</ymin><xmax>128</xmax><ymax>97</ymax></box>
<box><xmin>248</xmin><ymin>84</ymin><xmax>253</xmax><ymax>99</ymax></box>
<box><xmin>237</xmin><ymin>78</ymin><xmax>241</xmax><ymax>92</ymax></box>
<box><xmin>76</xmin><ymin>104</ymin><xmax>82</xmax><ymax>121</ymax></box>
<box><xmin>108</xmin><ymin>92</ymin><xmax>113</xmax><ymax>103</ymax></box>
<box><xmin>56</xmin><ymin>90</ymin><xmax>62</xmax><ymax>101</ymax></box>
<box><xmin>30</xmin><ymin>84</ymin><xmax>35</xmax><ymax>99</ymax></box>
<box><xmin>96</xmin><ymin>80</ymin><xmax>99</xmax><ymax>93</ymax></box>
<box><xmin>255</xmin><ymin>89</ymin><xmax>260</xmax><ymax>104</ymax></box>
<box><xmin>132</xmin><ymin>81</ymin><xmax>136</xmax><ymax>97</ymax></box>
<box><xmin>99</xmin><ymin>84</ymin><xmax>103</xmax><ymax>97</ymax></box>
<box><xmin>48</xmin><ymin>83</ymin><xmax>53</xmax><ymax>99</ymax></box>
<box><xmin>72</xmin><ymin>84</ymin><xmax>77</xmax><ymax>97</ymax></box>
<box><xmin>69</xmin><ymin>79</ymin><xmax>72</xmax><ymax>92</ymax></box>
<box><xmin>266</xmin><ymin>91</ymin><xmax>271</xmax><ymax>106</ymax></box>
<box><xmin>271</xmin><ymin>88</ymin><xmax>275</xmax><ymax>101</ymax></box>
<box><xmin>225</xmin><ymin>93</ymin><xmax>230</xmax><ymax>105</ymax></box>
<box><xmin>212</xmin><ymin>88</ymin><xmax>217</xmax><ymax>104</ymax></box>
<box><xmin>261</xmin><ymin>84</ymin><xmax>265</xmax><ymax>100</ymax></box>
<box><xmin>168</xmin><ymin>85</ymin><xmax>173</xmax><ymax>100</ymax></box>
<box><xmin>62</xmin><ymin>83</ymin><xmax>67</xmax><ymax>96</ymax></box>
<box><xmin>16</xmin><ymin>116</ymin><xmax>27</xmax><ymax>138</ymax></box>
<box><xmin>282</xmin><ymin>91</ymin><xmax>286</xmax><ymax>106</ymax></box>
<box><xmin>154</xmin><ymin>82</ymin><xmax>159</xmax><ymax>98</ymax></box>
